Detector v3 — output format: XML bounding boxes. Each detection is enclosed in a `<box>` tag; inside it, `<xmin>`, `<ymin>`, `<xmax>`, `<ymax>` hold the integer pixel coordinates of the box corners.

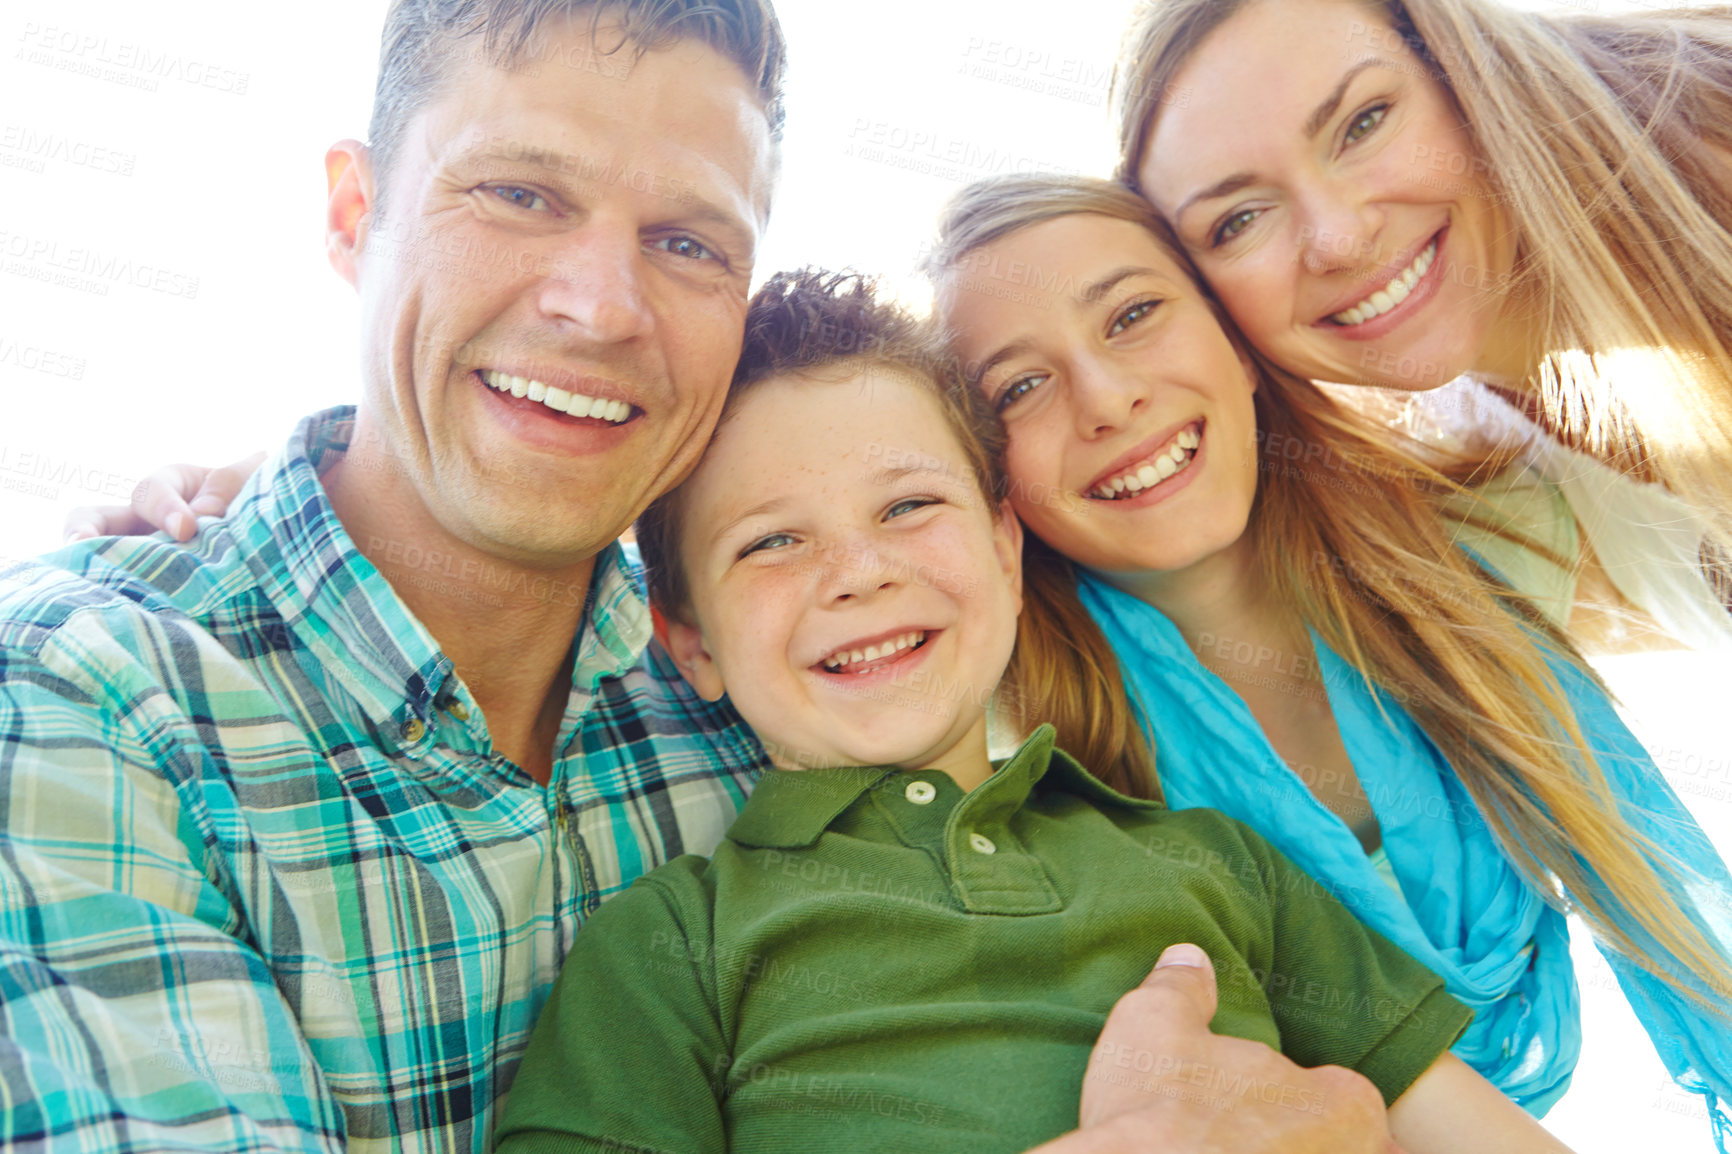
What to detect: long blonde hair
<box><xmin>928</xmin><ymin>173</ymin><xmax>1727</xmax><ymax>1012</ymax></box>
<box><xmin>1115</xmin><ymin>0</ymin><xmax>1732</xmax><ymax>559</ymax></box>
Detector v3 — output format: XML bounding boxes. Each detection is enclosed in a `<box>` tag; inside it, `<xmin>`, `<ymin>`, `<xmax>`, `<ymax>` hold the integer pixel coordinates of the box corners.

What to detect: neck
<box><xmin>914</xmin><ymin>713</ymin><xmax>996</xmax><ymax>792</ymax></box>
<box><xmin>323</xmin><ymin>421</ymin><xmax>599</xmax><ymax>786</ymax></box>
<box><xmin>1471</xmin><ymin>281</ymin><xmax>1549</xmax><ymax>392</ymax></box>
<box><xmin>1093</xmin><ymin>533</ymin><xmax>1299</xmax><ymax>663</ymax></box>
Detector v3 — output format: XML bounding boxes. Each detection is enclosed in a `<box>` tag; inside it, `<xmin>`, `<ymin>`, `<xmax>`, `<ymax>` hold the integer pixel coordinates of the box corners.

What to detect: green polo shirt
<box><xmin>495</xmin><ymin>726</ymin><xmax>1471</xmax><ymax>1154</ymax></box>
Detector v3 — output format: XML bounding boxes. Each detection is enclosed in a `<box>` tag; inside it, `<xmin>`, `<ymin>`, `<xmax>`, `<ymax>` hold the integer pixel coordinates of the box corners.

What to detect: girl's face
<box><xmin>941</xmin><ymin>214</ymin><xmax>1261</xmax><ymax>579</ymax></box>
<box><xmin>1135</xmin><ymin>0</ymin><xmax>1521</xmax><ymax>391</ymax></box>
<box><xmin>660</xmin><ymin>369</ymin><xmax>1023</xmax><ymax>774</ymax></box>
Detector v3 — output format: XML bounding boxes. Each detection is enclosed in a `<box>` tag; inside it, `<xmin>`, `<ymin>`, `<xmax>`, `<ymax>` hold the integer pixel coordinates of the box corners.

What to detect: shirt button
<box><xmin>905</xmin><ymin>780</ymin><xmax>937</xmax><ymax>805</ymax></box>
<box><xmin>969</xmin><ymin>832</ymin><xmax>996</xmax><ymax>855</ymax></box>
<box><xmin>445</xmin><ymin>701</ymin><xmax>470</xmax><ymax>721</ymax></box>
<box><xmin>401</xmin><ymin>717</ymin><xmax>426</xmax><ymax>743</ymax></box>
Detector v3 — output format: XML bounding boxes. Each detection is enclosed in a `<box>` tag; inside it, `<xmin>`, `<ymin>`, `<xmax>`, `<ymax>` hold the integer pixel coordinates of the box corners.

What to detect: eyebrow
<box><xmin>709</xmin><ymin>497</ymin><xmax>793</xmax><ymax>551</ymax></box>
<box><xmin>1303</xmin><ymin>57</ymin><xmax>1385</xmax><ymax>138</ymax></box>
<box><xmin>459</xmin><ymin>146</ymin><xmax>758</xmax><ymax>259</ymax></box>
<box><xmin>706</xmin><ymin>463</ymin><xmax>956</xmax><ymax>551</ymax></box>
<box><xmin>1080</xmin><ymin>266</ymin><xmax>1159</xmax><ymax>304</ymax></box>
<box><xmin>972</xmin><ymin>267</ymin><xmax>1166</xmax><ymax>382</ymax></box>
<box><xmin>866</xmin><ymin>462</ymin><xmax>954</xmax><ymax>487</ymax></box>
<box><xmin>1171</xmin><ymin>56</ymin><xmax>1390</xmax><ymax>223</ymax></box>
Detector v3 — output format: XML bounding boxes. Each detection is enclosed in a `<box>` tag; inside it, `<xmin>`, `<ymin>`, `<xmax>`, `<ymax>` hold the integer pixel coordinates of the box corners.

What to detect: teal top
<box><xmin>1079</xmin><ymin>465</ymin><xmax>1732</xmax><ymax>1143</ymax></box>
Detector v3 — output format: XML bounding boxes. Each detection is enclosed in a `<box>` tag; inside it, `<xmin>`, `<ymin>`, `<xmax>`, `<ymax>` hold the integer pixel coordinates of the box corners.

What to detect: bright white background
<box><xmin>1</xmin><ymin>1</ymin><xmax>1728</xmax><ymax>1149</ymax></box>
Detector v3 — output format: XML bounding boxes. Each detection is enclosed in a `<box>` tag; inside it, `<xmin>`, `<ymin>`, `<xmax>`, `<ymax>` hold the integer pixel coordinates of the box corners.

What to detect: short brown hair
<box><xmin>636</xmin><ymin>267</ymin><xmax>1006</xmax><ymax>622</ymax></box>
<box><xmin>368</xmin><ymin>0</ymin><xmax>786</xmax><ymax>195</ymax></box>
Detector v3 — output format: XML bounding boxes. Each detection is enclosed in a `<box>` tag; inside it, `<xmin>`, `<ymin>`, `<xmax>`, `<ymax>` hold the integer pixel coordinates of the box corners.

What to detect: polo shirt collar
<box><xmin>725</xmin><ymin>724</ymin><xmax>1163</xmax><ymax>850</ymax></box>
<box><xmin>230</xmin><ymin>405</ymin><xmax>649</xmax><ymax>760</ymax></box>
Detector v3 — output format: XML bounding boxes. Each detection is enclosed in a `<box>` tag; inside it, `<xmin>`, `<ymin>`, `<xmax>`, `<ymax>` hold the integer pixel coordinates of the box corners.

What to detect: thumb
<box><xmin>1143</xmin><ymin>942</ymin><xmax>1218</xmax><ymax>1023</ymax></box>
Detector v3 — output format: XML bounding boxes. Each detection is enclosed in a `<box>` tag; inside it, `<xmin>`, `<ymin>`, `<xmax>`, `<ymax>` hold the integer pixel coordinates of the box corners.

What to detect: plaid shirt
<box><xmin>0</xmin><ymin>407</ymin><xmax>767</xmax><ymax>1153</ymax></box>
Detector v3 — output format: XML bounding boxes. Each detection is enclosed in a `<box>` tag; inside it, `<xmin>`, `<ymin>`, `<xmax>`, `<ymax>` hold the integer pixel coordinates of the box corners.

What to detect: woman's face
<box><xmin>1135</xmin><ymin>0</ymin><xmax>1521</xmax><ymax>391</ymax></box>
<box><xmin>940</xmin><ymin>214</ymin><xmax>1261</xmax><ymax>578</ymax></box>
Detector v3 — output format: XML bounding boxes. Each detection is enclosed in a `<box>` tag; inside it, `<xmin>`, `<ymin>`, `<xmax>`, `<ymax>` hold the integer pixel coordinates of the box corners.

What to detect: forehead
<box><xmin>944</xmin><ymin>216</ymin><xmax>1193</xmax><ymax>338</ymax></box>
<box><xmin>412</xmin><ymin>18</ymin><xmax>775</xmax><ymax>220</ymax></box>
<box><xmin>1141</xmin><ymin>0</ymin><xmax>1395</xmax><ymax>201</ymax></box>
<box><xmin>689</xmin><ymin>370</ymin><xmax>962</xmax><ymax>496</ymax></box>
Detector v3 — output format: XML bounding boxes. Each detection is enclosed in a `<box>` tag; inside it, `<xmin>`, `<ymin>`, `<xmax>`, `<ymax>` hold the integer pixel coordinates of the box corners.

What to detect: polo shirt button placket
<box><xmin>905</xmin><ymin>781</ymin><xmax>936</xmax><ymax>805</ymax></box>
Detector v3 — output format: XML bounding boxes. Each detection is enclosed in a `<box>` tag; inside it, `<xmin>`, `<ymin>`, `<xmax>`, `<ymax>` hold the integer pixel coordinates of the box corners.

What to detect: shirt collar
<box><xmin>725</xmin><ymin>724</ymin><xmax>1162</xmax><ymax>849</ymax></box>
<box><xmin>227</xmin><ymin>405</ymin><xmax>649</xmax><ymax>760</ymax></box>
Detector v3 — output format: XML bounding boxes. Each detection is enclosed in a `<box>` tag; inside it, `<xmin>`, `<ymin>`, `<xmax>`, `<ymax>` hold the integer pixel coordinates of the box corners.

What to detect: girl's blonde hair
<box><xmin>1115</xmin><ymin>0</ymin><xmax>1732</xmax><ymax>561</ymax></box>
<box><xmin>927</xmin><ymin>172</ymin><xmax>1726</xmax><ymax>1012</ymax></box>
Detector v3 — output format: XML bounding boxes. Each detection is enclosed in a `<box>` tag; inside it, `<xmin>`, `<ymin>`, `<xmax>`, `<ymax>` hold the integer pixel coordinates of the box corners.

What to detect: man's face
<box><xmin>347</xmin><ymin>20</ymin><xmax>773</xmax><ymax>566</ymax></box>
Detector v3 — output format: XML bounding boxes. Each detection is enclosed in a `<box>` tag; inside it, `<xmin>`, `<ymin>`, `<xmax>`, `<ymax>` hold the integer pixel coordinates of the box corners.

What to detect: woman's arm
<box><xmin>1387</xmin><ymin>1053</ymin><xmax>1572</xmax><ymax>1154</ymax></box>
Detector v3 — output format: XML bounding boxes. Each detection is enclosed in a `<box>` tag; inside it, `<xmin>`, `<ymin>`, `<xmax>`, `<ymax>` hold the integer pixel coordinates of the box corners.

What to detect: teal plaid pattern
<box><xmin>0</xmin><ymin>407</ymin><xmax>767</xmax><ymax>1153</ymax></box>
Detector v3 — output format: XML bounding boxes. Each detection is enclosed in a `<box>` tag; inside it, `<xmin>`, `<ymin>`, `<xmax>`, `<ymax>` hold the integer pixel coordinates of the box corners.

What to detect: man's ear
<box><xmin>992</xmin><ymin>499</ymin><xmax>1025</xmax><ymax>616</ymax></box>
<box><xmin>326</xmin><ymin>139</ymin><xmax>375</xmax><ymax>287</ymax></box>
<box><xmin>651</xmin><ymin>603</ymin><xmax>727</xmax><ymax>702</ymax></box>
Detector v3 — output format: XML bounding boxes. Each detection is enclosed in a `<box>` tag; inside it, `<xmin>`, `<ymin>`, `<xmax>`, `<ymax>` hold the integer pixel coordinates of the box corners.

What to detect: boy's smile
<box><xmin>660</xmin><ymin>366</ymin><xmax>1023</xmax><ymax>784</ymax></box>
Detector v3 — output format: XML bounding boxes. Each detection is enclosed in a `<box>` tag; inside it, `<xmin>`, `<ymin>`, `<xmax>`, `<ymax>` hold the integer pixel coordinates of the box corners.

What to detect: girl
<box><xmin>1113</xmin><ymin>0</ymin><xmax>1732</xmax><ymax>626</ymax></box>
<box><xmin>928</xmin><ymin>173</ymin><xmax>1732</xmax><ymax>1140</ymax></box>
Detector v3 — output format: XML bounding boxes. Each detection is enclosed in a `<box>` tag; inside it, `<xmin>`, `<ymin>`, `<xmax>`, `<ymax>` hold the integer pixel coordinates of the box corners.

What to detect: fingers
<box><xmin>188</xmin><ymin>452</ymin><xmax>266</xmax><ymax>520</ymax></box>
<box><xmin>63</xmin><ymin>504</ymin><xmax>141</xmax><ymax>544</ymax></box>
<box><xmin>62</xmin><ymin>452</ymin><xmax>266</xmax><ymax>545</ymax></box>
<box><xmin>1078</xmin><ymin>944</ymin><xmax>1223</xmax><ymax>1129</ymax></box>
<box><xmin>133</xmin><ymin>464</ymin><xmax>214</xmax><ymax>541</ymax></box>
<box><xmin>1129</xmin><ymin>942</ymin><xmax>1219</xmax><ymax>1029</ymax></box>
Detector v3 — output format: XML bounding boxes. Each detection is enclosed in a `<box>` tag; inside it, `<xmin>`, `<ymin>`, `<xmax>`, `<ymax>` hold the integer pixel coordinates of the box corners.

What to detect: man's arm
<box><xmin>0</xmin><ymin>630</ymin><xmax>345</xmax><ymax>1151</ymax></box>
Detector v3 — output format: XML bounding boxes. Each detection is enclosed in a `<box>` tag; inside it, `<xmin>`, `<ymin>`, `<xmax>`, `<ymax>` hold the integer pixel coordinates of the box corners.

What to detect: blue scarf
<box><xmin>1078</xmin><ymin>571</ymin><xmax>1732</xmax><ymax>1144</ymax></box>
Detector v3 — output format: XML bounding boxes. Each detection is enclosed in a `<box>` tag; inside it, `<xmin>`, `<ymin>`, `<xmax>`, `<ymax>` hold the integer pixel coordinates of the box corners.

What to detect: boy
<box><xmin>491</xmin><ymin>270</ymin><xmax>1572</xmax><ymax>1154</ymax></box>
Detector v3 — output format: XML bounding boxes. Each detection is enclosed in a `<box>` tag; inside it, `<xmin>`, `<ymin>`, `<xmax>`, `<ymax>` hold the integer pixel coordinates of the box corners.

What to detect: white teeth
<box><xmin>1330</xmin><ymin>241</ymin><xmax>1436</xmax><ymax>326</ymax></box>
<box><xmin>822</xmin><ymin>631</ymin><xmax>926</xmax><ymax>671</ymax></box>
<box><xmin>1091</xmin><ymin>425</ymin><xmax>1203</xmax><ymax>500</ymax></box>
<box><xmin>479</xmin><ymin>370</ymin><xmax>633</xmax><ymax>424</ymax></box>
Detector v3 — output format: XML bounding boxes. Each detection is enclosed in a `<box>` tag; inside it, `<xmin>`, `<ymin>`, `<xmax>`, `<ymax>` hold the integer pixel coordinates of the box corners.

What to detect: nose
<box><xmin>534</xmin><ymin>218</ymin><xmax>655</xmax><ymax>343</ymax></box>
<box><xmin>816</xmin><ymin>534</ymin><xmax>900</xmax><ymax>607</ymax></box>
<box><xmin>1069</xmin><ymin>353</ymin><xmax>1149</xmax><ymax>441</ymax></box>
<box><xmin>1294</xmin><ymin>180</ymin><xmax>1384</xmax><ymax>278</ymax></box>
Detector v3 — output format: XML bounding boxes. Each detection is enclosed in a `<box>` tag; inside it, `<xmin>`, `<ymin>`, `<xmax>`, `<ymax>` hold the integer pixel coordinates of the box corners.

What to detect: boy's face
<box><xmin>661</xmin><ymin>368</ymin><xmax>1023</xmax><ymax>773</ymax></box>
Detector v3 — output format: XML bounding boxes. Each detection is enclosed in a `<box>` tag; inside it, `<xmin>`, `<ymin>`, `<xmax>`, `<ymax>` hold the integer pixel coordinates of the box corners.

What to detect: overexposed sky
<box><xmin>1</xmin><ymin>2</ymin><xmax>1728</xmax><ymax>1150</ymax></box>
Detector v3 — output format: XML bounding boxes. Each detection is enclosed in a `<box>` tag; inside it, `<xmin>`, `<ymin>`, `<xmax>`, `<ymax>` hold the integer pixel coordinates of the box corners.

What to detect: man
<box><xmin>8</xmin><ymin>2</ymin><xmax>1395</xmax><ymax>1150</ymax></box>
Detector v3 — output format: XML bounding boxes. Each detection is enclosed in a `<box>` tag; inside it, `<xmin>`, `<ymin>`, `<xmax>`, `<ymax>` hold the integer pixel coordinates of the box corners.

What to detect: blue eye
<box><xmin>1212</xmin><ymin>209</ymin><xmax>1259</xmax><ymax>247</ymax></box>
<box><xmin>488</xmin><ymin>185</ymin><xmax>551</xmax><ymax>212</ymax></box>
<box><xmin>740</xmin><ymin>532</ymin><xmax>796</xmax><ymax>558</ymax></box>
<box><xmin>1109</xmin><ymin>300</ymin><xmax>1161</xmax><ymax>336</ymax></box>
<box><xmin>997</xmin><ymin>373</ymin><xmax>1048</xmax><ymax>412</ymax></box>
<box><xmin>652</xmin><ymin>236</ymin><xmax>716</xmax><ymax>262</ymax></box>
<box><xmin>886</xmin><ymin>496</ymin><xmax>939</xmax><ymax>519</ymax></box>
<box><xmin>1344</xmin><ymin>104</ymin><xmax>1387</xmax><ymax>146</ymax></box>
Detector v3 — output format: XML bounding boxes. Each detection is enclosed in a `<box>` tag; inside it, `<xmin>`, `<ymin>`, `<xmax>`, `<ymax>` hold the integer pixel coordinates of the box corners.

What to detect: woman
<box><xmin>927</xmin><ymin>172</ymin><xmax>1732</xmax><ymax>1141</ymax></box>
<box><xmin>1112</xmin><ymin>0</ymin><xmax>1732</xmax><ymax>636</ymax></box>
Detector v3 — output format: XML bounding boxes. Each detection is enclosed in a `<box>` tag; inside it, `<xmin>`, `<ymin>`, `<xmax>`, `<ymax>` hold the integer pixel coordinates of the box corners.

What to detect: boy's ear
<box><xmin>992</xmin><ymin>499</ymin><xmax>1025</xmax><ymax>614</ymax></box>
<box><xmin>651</xmin><ymin>603</ymin><xmax>727</xmax><ymax>703</ymax></box>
